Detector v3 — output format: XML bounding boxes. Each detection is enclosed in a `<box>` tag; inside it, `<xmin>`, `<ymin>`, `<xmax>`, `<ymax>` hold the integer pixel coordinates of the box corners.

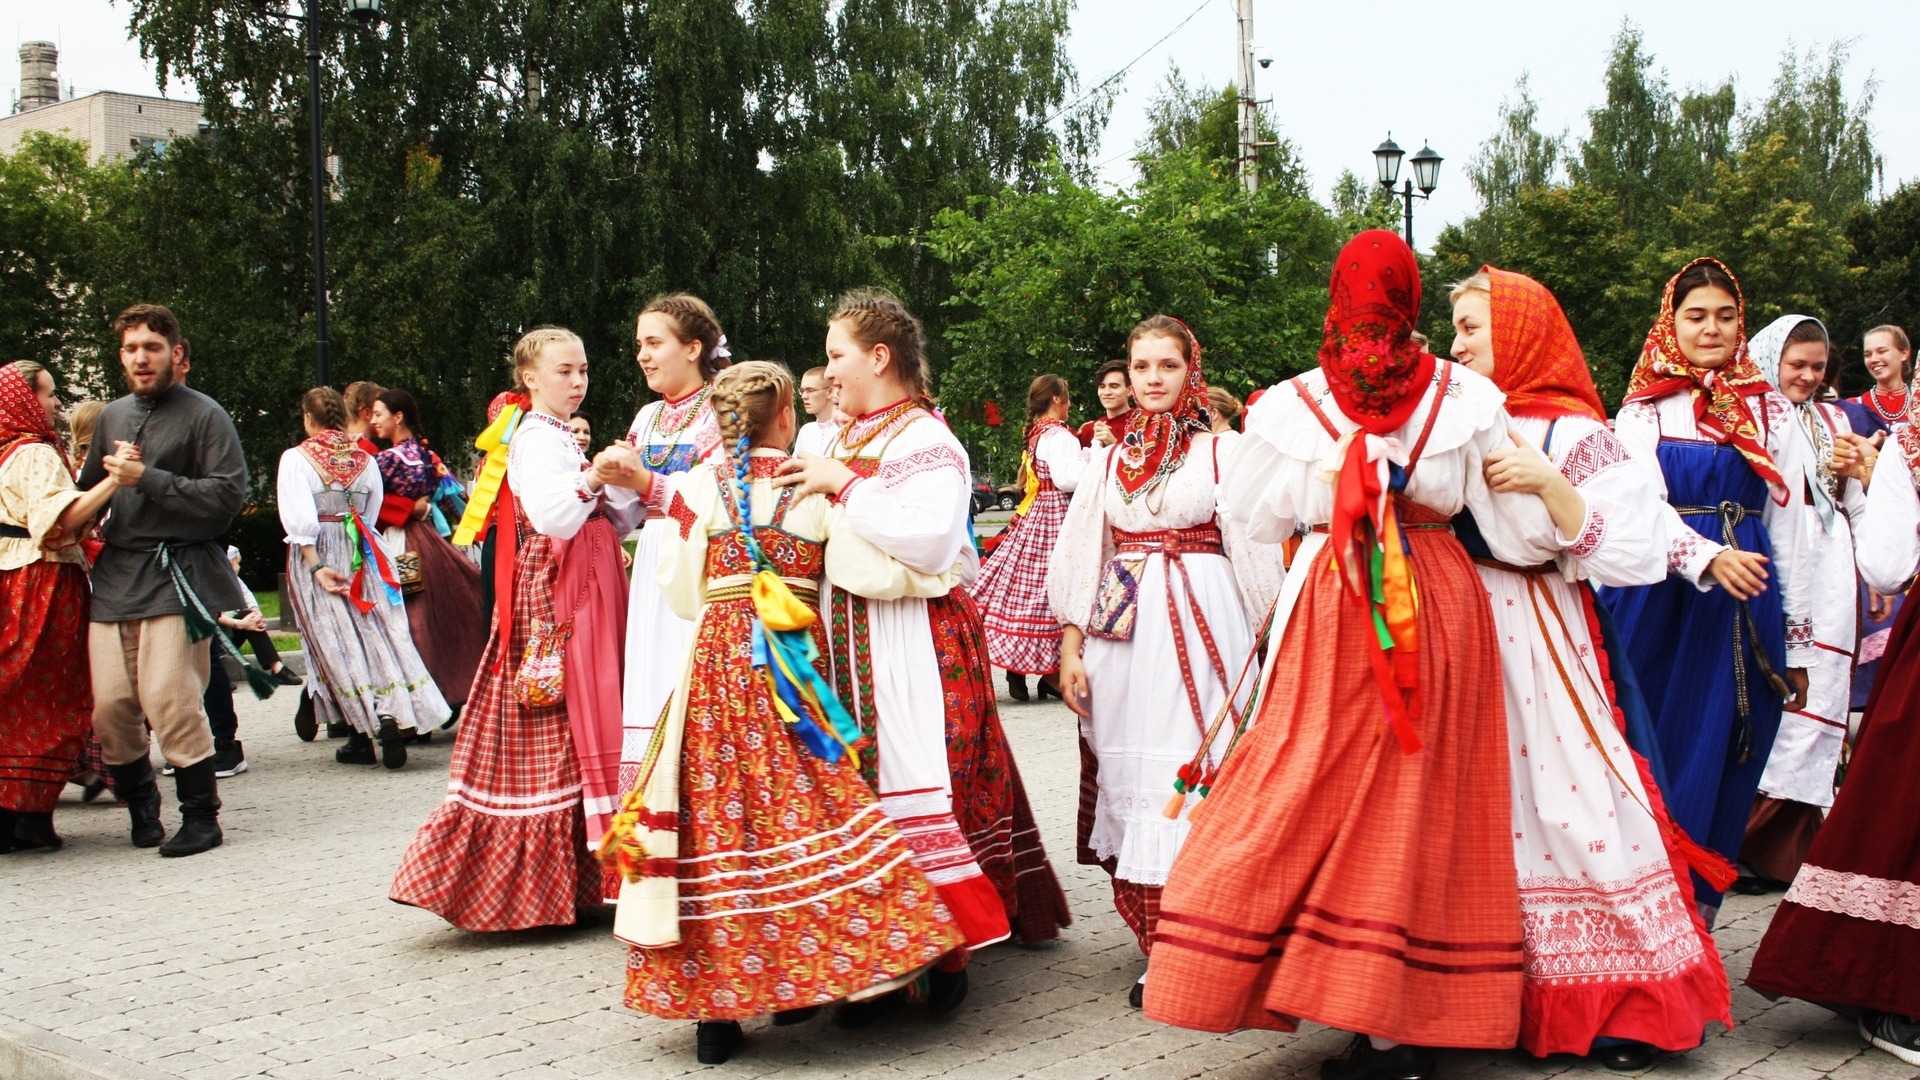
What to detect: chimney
<box><xmin>17</xmin><ymin>42</ymin><xmax>59</xmax><ymax>113</ymax></box>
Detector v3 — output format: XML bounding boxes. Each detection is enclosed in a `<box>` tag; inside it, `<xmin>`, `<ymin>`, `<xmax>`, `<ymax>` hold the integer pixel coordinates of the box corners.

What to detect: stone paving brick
<box><xmin>3</xmin><ymin>692</ymin><xmax>1913</xmax><ymax>1079</ymax></box>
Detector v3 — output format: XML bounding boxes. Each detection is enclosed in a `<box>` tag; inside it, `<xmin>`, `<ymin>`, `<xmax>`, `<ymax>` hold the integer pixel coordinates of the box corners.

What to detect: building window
<box><xmin>132</xmin><ymin>136</ymin><xmax>170</xmax><ymax>155</ymax></box>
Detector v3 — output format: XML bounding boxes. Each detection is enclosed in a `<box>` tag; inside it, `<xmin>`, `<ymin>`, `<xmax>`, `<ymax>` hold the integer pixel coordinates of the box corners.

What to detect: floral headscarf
<box><xmin>299</xmin><ymin>427</ymin><xmax>370</xmax><ymax>489</ymax></box>
<box><xmin>1113</xmin><ymin>316</ymin><xmax>1211</xmax><ymax>502</ymax></box>
<box><xmin>0</xmin><ymin>362</ymin><xmax>69</xmax><ymax>472</ymax></box>
<box><xmin>1319</xmin><ymin>230</ymin><xmax>1436</xmax><ymax>435</ymax></box>
<box><xmin>1750</xmin><ymin>313</ymin><xmax>1838</xmax><ymax>529</ymax></box>
<box><xmin>1484</xmin><ymin>267</ymin><xmax>1607</xmax><ymax>422</ymax></box>
<box><xmin>1623</xmin><ymin>258</ymin><xmax>1783</xmax><ymax>497</ymax></box>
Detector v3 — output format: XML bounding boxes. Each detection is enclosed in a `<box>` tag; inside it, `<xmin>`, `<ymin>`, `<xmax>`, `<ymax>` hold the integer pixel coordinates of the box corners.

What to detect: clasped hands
<box><xmin>101</xmin><ymin>440</ymin><xmax>146</xmax><ymax>487</ymax></box>
<box><xmin>1830</xmin><ymin>430</ymin><xmax>1882</xmax><ymax>486</ymax></box>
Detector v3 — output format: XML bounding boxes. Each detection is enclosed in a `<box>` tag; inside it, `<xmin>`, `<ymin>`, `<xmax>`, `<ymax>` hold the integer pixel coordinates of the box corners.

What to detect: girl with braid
<box><xmin>607</xmin><ymin>361</ymin><xmax>961</xmax><ymax>1065</ymax></box>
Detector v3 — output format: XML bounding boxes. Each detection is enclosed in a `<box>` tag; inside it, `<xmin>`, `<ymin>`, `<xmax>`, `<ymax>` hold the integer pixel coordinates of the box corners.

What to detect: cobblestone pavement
<box><xmin>1</xmin><ymin>689</ymin><xmax>1911</xmax><ymax>1080</ymax></box>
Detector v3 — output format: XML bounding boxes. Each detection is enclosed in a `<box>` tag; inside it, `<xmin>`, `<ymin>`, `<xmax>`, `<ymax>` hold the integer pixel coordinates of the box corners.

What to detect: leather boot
<box><xmin>107</xmin><ymin>759</ymin><xmax>167</xmax><ymax>848</ymax></box>
<box><xmin>158</xmin><ymin>758</ymin><xmax>223</xmax><ymax>857</ymax></box>
<box><xmin>12</xmin><ymin>810</ymin><xmax>62</xmax><ymax>851</ymax></box>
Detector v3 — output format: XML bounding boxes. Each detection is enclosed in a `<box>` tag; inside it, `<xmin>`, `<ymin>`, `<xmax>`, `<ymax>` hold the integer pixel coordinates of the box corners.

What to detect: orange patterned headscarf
<box><xmin>1485</xmin><ymin>267</ymin><xmax>1606</xmax><ymax>422</ymax></box>
<box><xmin>1622</xmin><ymin>258</ymin><xmax>1782</xmax><ymax>495</ymax></box>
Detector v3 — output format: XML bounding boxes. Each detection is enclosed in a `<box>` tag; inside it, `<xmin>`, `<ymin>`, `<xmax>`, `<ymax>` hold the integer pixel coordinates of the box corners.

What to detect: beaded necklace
<box><xmin>1865</xmin><ymin>385</ymin><xmax>1910</xmax><ymax>425</ymax></box>
<box><xmin>641</xmin><ymin>384</ymin><xmax>713</xmax><ymax>469</ymax></box>
<box><xmin>831</xmin><ymin>398</ymin><xmax>920</xmax><ymax>459</ymax></box>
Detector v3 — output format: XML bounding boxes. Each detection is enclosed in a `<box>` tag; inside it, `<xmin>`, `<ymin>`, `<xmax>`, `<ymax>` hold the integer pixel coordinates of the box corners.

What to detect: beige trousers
<box><xmin>90</xmin><ymin>616</ymin><xmax>214</xmax><ymax>769</ymax></box>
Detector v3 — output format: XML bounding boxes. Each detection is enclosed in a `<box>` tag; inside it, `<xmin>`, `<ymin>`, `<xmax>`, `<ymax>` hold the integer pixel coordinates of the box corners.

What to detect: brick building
<box><xmin>1</xmin><ymin>41</ymin><xmax>203</xmax><ymax>160</ymax></box>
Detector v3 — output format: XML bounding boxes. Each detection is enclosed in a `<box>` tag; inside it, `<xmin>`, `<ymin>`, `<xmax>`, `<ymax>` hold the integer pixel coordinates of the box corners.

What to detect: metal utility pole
<box><xmin>1235</xmin><ymin>0</ymin><xmax>1257</xmax><ymax>194</ymax></box>
<box><xmin>305</xmin><ymin>0</ymin><xmax>333</xmax><ymax>389</ymax></box>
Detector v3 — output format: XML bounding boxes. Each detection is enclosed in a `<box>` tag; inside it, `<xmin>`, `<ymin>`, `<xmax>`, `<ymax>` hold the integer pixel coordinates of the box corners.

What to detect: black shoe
<box><xmin>107</xmin><ymin>760</ymin><xmax>166</xmax><ymax>848</ymax></box>
<box><xmin>0</xmin><ymin>809</ymin><xmax>15</xmax><ymax>854</ymax></box>
<box><xmin>694</xmin><ymin>1021</ymin><xmax>743</xmax><ymax>1065</ymax></box>
<box><xmin>1128</xmin><ymin>980</ymin><xmax>1144</xmax><ymax>1009</ymax></box>
<box><xmin>1861</xmin><ymin>1012</ymin><xmax>1920</xmax><ymax>1067</ymax></box>
<box><xmin>80</xmin><ymin>777</ymin><xmax>111</xmax><ymax>803</ymax></box>
<box><xmin>771</xmin><ymin>1006</ymin><xmax>820</xmax><ymax>1027</ymax></box>
<box><xmin>212</xmin><ymin>739</ymin><xmax>248</xmax><ymax>779</ymax></box>
<box><xmin>336</xmin><ymin>732</ymin><xmax>377</xmax><ymax>765</ymax></box>
<box><xmin>12</xmin><ymin>811</ymin><xmax>62</xmax><ymax>851</ymax></box>
<box><xmin>926</xmin><ymin>967</ymin><xmax>968</xmax><ymax>1015</ymax></box>
<box><xmin>293</xmin><ymin>692</ymin><xmax>318</xmax><ymax>741</ymax></box>
<box><xmin>1592</xmin><ymin>1041</ymin><xmax>1657</xmax><ymax>1071</ymax></box>
<box><xmin>1729</xmin><ymin>875</ymin><xmax>1776</xmax><ymax>896</ymax></box>
<box><xmin>158</xmin><ymin>759</ymin><xmax>223</xmax><ymax>858</ymax></box>
<box><xmin>377</xmin><ymin>716</ymin><xmax>408</xmax><ymax>770</ymax></box>
<box><xmin>1037</xmin><ymin>678</ymin><xmax>1062</xmax><ymax>701</ymax></box>
<box><xmin>272</xmin><ymin>666</ymin><xmax>305</xmax><ymax>686</ymax></box>
<box><xmin>409</xmin><ymin>731</ymin><xmax>432</xmax><ymax>745</ymax></box>
<box><xmin>832</xmin><ymin>996</ymin><xmax>890</xmax><ymax>1030</ymax></box>
<box><xmin>326</xmin><ymin>721</ymin><xmax>351</xmax><ymax>739</ymax></box>
<box><xmin>1006</xmin><ymin>673</ymin><xmax>1030</xmax><ymax>702</ymax></box>
<box><xmin>1320</xmin><ymin>1034</ymin><xmax>1436</xmax><ymax>1080</ymax></box>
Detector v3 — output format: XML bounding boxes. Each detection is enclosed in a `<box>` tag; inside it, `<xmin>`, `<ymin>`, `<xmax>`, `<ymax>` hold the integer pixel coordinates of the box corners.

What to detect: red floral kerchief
<box><xmin>1486</xmin><ymin>267</ymin><xmax>1606</xmax><ymax>423</ymax></box>
<box><xmin>299</xmin><ymin>428</ymin><xmax>370</xmax><ymax>489</ymax></box>
<box><xmin>1622</xmin><ymin>257</ymin><xmax>1782</xmax><ymax>497</ymax></box>
<box><xmin>1114</xmin><ymin>316</ymin><xmax>1211</xmax><ymax>502</ymax></box>
<box><xmin>1319</xmin><ymin>230</ymin><xmax>1437</xmax><ymax>436</ymax></box>
<box><xmin>0</xmin><ymin>362</ymin><xmax>68</xmax><ymax>471</ymax></box>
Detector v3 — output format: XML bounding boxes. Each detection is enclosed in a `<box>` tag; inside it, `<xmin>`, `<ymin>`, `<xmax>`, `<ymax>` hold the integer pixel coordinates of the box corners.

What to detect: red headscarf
<box><xmin>1320</xmin><ymin>230</ymin><xmax>1436</xmax><ymax>435</ymax></box>
<box><xmin>1114</xmin><ymin>317</ymin><xmax>1211</xmax><ymax>502</ymax></box>
<box><xmin>1484</xmin><ymin>267</ymin><xmax>1606</xmax><ymax>422</ymax></box>
<box><xmin>1622</xmin><ymin>257</ymin><xmax>1782</xmax><ymax>493</ymax></box>
<box><xmin>0</xmin><ymin>362</ymin><xmax>69</xmax><ymax>472</ymax></box>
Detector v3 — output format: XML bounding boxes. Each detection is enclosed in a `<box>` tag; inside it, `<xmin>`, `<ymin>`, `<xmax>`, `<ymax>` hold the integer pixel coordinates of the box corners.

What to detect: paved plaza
<box><xmin>0</xmin><ymin>690</ymin><xmax>1909</xmax><ymax>1080</ymax></box>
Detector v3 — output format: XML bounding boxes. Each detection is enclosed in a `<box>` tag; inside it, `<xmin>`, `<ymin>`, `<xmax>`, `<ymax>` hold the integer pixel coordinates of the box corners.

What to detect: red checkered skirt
<box><xmin>974</xmin><ymin>489</ymin><xmax>1069</xmax><ymax>675</ymax></box>
<box><xmin>931</xmin><ymin>590</ymin><xmax>1073</xmax><ymax>943</ymax></box>
<box><xmin>1143</xmin><ymin>527</ymin><xmax>1524</xmax><ymax>1047</ymax></box>
<box><xmin>389</xmin><ymin>532</ymin><xmax>603</xmax><ymax>931</ymax></box>
<box><xmin>0</xmin><ymin>560</ymin><xmax>91</xmax><ymax>813</ymax></box>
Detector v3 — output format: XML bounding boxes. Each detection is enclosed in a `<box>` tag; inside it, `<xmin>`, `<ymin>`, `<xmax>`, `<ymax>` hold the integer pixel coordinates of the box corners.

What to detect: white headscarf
<box><xmin>1750</xmin><ymin>313</ymin><xmax>1838</xmax><ymax>530</ymax></box>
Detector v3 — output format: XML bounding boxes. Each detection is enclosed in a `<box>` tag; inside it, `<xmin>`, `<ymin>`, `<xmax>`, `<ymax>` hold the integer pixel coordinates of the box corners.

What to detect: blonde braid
<box><xmin>830</xmin><ymin>288</ymin><xmax>935</xmax><ymax>410</ymax></box>
<box><xmin>709</xmin><ymin>360</ymin><xmax>795</xmax><ymax>450</ymax></box>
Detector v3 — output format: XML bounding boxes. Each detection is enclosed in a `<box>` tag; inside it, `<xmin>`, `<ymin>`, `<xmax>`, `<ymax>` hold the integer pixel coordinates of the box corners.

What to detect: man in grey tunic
<box><xmin>80</xmin><ymin>304</ymin><xmax>249</xmax><ymax>857</ymax></box>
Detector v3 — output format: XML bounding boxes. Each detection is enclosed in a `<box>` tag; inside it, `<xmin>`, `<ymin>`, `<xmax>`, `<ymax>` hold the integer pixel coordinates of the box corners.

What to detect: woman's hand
<box><xmin>1092</xmin><ymin>420</ymin><xmax>1118</xmax><ymax>448</ymax></box>
<box><xmin>1832</xmin><ymin>432</ymin><xmax>1879</xmax><ymax>487</ymax></box>
<box><xmin>1869</xmin><ymin>588</ymin><xmax>1894</xmax><ymax>623</ymax></box>
<box><xmin>772</xmin><ymin>452</ymin><xmax>857</xmax><ymax>499</ymax></box>
<box><xmin>1485</xmin><ymin>432</ymin><xmax>1568</xmax><ymax>497</ymax></box>
<box><xmin>1057</xmin><ymin>626</ymin><xmax>1092</xmax><ymax>718</ymax></box>
<box><xmin>313</xmin><ymin>565</ymin><xmax>352</xmax><ymax>598</ymax></box>
<box><xmin>1705</xmin><ymin>549</ymin><xmax>1770</xmax><ymax>600</ymax></box>
<box><xmin>1782</xmin><ymin>668</ymin><xmax>1809</xmax><ymax>712</ymax></box>
<box><xmin>232</xmin><ymin>610</ymin><xmax>268</xmax><ymax>633</ymax></box>
<box><xmin>590</xmin><ymin>443</ymin><xmax>649</xmax><ymax>494</ymax></box>
<box><xmin>411</xmin><ymin>496</ymin><xmax>432</xmax><ymax>520</ymax></box>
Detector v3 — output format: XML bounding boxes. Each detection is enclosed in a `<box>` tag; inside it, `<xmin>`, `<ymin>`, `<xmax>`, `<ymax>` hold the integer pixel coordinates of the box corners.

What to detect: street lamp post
<box><xmin>1372</xmin><ymin>135</ymin><xmax>1442</xmax><ymax>248</ymax></box>
<box><xmin>255</xmin><ymin>0</ymin><xmax>382</xmax><ymax>388</ymax></box>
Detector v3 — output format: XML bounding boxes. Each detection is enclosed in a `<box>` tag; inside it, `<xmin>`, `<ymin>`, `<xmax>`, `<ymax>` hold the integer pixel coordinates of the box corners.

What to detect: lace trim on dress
<box><xmin>1784</xmin><ymin>865</ymin><xmax>1920</xmax><ymax>929</ymax></box>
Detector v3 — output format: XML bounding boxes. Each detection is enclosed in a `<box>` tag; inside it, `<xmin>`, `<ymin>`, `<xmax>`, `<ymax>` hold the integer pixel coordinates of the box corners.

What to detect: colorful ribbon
<box><xmin>452</xmin><ymin>404</ymin><xmax>521</xmax><ymax>546</ymax></box>
<box><xmin>1326</xmin><ymin>431</ymin><xmax>1424</xmax><ymax>755</ymax></box>
<box><xmin>343</xmin><ymin>507</ymin><xmax>405</xmax><ymax>613</ymax></box>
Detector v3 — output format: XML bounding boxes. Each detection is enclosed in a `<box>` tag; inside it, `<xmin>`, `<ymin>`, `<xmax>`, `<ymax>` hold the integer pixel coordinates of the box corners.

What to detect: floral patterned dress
<box><xmin>623</xmin><ymin>453</ymin><xmax>962</xmax><ymax>1020</ymax></box>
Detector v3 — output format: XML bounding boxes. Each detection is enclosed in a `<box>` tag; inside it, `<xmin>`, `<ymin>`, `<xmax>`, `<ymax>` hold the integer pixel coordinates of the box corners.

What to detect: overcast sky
<box><xmin>4</xmin><ymin>0</ymin><xmax>1914</xmax><ymax>251</ymax></box>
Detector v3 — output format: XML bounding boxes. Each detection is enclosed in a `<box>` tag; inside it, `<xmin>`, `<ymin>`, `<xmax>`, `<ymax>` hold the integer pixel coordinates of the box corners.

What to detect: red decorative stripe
<box><xmin>1299</xmin><ymin>906</ymin><xmax>1524</xmax><ymax>953</ymax></box>
<box><xmin>1787</xmin><ymin>709</ymin><xmax>1847</xmax><ymax>730</ymax></box>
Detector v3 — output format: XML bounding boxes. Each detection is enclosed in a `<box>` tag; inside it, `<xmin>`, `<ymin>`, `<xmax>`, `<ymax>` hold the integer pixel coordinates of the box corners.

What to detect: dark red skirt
<box><xmin>399</xmin><ymin>518</ymin><xmax>487</xmax><ymax>709</ymax></box>
<box><xmin>0</xmin><ymin>560</ymin><xmax>92</xmax><ymax>813</ymax></box>
<box><xmin>1747</xmin><ymin>593</ymin><xmax>1920</xmax><ymax>1018</ymax></box>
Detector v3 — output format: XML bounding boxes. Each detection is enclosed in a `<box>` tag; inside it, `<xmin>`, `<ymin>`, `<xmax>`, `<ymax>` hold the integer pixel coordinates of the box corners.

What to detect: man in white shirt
<box><xmin>793</xmin><ymin>366</ymin><xmax>840</xmax><ymax>456</ymax></box>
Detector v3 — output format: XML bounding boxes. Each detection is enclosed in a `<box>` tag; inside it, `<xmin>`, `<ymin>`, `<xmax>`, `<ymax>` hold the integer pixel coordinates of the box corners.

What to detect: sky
<box><xmin>4</xmin><ymin>0</ymin><xmax>1915</xmax><ymax>251</ymax></box>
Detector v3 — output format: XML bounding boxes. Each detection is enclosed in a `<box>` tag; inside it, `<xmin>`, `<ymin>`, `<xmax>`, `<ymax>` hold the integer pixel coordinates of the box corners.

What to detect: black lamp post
<box><xmin>1372</xmin><ymin>135</ymin><xmax>1442</xmax><ymax>248</ymax></box>
<box><xmin>255</xmin><ymin>0</ymin><xmax>382</xmax><ymax>388</ymax></box>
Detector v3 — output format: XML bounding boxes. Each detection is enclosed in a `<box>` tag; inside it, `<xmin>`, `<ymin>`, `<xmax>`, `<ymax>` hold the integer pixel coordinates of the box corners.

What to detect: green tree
<box><xmin>0</xmin><ymin>133</ymin><xmax>128</xmax><ymax>395</ymax></box>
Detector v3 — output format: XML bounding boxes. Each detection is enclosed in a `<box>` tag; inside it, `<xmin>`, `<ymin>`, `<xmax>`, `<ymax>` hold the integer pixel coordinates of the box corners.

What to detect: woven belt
<box><xmin>1310</xmin><ymin>522</ymin><xmax>1451</xmax><ymax>534</ymax></box>
<box><xmin>1675</xmin><ymin>500</ymin><xmax>1785</xmax><ymax>761</ymax></box>
<box><xmin>1473</xmin><ymin>556</ymin><xmax>1557</xmax><ymax>575</ymax></box>
<box><xmin>1674</xmin><ymin>502</ymin><xmax>1761</xmax><ymax>523</ymax></box>
<box><xmin>706</xmin><ymin>573</ymin><xmax>819</xmax><ymax>605</ymax></box>
<box><xmin>317</xmin><ymin>514</ymin><xmax>346</xmax><ymax>523</ymax></box>
<box><xmin>0</xmin><ymin>522</ymin><xmax>29</xmax><ymax>539</ymax></box>
<box><xmin>1111</xmin><ymin>523</ymin><xmax>1225</xmax><ymax>556</ymax></box>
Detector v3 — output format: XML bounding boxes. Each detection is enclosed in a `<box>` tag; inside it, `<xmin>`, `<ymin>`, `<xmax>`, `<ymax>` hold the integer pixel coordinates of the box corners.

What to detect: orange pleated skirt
<box><xmin>1144</xmin><ymin>524</ymin><xmax>1523</xmax><ymax>1048</ymax></box>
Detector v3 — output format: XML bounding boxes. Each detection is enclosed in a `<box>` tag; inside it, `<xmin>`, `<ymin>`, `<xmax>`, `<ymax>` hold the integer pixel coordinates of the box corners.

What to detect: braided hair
<box><xmin>642</xmin><ymin>292</ymin><xmax>730</xmax><ymax>380</ymax></box>
<box><xmin>829</xmin><ymin>288</ymin><xmax>934</xmax><ymax>412</ymax></box>
<box><xmin>709</xmin><ymin>361</ymin><xmax>796</xmax><ymax>529</ymax></box>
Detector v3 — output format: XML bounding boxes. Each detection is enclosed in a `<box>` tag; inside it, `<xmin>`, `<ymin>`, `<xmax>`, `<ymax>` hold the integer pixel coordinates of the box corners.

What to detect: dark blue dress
<box><xmin>1598</xmin><ymin>439</ymin><xmax>1785</xmax><ymax>910</ymax></box>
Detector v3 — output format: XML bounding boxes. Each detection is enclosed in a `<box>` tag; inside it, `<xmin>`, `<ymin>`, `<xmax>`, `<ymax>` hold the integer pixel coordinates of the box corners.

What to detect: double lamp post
<box><xmin>1372</xmin><ymin>135</ymin><xmax>1442</xmax><ymax>248</ymax></box>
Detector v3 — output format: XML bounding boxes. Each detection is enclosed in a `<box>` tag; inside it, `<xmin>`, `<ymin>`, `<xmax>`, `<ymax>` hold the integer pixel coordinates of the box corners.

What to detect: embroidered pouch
<box><xmin>394</xmin><ymin>550</ymin><xmax>425</xmax><ymax>596</ymax></box>
<box><xmin>514</xmin><ymin>617</ymin><xmax>573</xmax><ymax>707</ymax></box>
<box><xmin>1086</xmin><ymin>552</ymin><xmax>1146</xmax><ymax>641</ymax></box>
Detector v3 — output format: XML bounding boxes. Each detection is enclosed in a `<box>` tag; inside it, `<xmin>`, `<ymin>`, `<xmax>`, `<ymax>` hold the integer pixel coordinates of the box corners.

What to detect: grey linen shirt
<box><xmin>78</xmin><ymin>384</ymin><xmax>249</xmax><ymax>622</ymax></box>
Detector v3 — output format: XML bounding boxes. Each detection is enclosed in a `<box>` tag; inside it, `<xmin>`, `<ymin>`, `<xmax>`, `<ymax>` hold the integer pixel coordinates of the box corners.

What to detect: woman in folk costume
<box><xmin>605</xmin><ymin>362</ymin><xmax>962</xmax><ymax>1065</ymax></box>
<box><xmin>976</xmin><ymin>374</ymin><xmax>1084</xmax><ymax>700</ymax></box>
<box><xmin>391</xmin><ymin>328</ymin><xmax>640</xmax><ymax>930</ymax></box>
<box><xmin>0</xmin><ymin>362</ymin><xmax>115</xmax><ymax>851</ymax></box>
<box><xmin>774</xmin><ymin>289</ymin><xmax>1072</xmax><ymax>1001</ymax></box>
<box><xmin>1740</xmin><ymin>316</ymin><xmax>1867</xmax><ymax>886</ymax></box>
<box><xmin>1597</xmin><ymin>259</ymin><xmax>1813</xmax><ymax>924</ymax></box>
<box><xmin>279</xmin><ymin>388</ymin><xmax>450</xmax><ymax>771</ymax></box>
<box><xmin>369</xmin><ymin>388</ymin><xmax>486</xmax><ymax>718</ymax></box>
<box><xmin>1747</xmin><ymin>423</ymin><xmax>1920</xmax><ymax>1067</ymax></box>
<box><xmin>1448</xmin><ymin>269</ymin><xmax>1731</xmax><ymax>1069</ymax></box>
<box><xmin>619</xmin><ymin>293</ymin><xmax>728</xmax><ymax>801</ymax></box>
<box><xmin>1838</xmin><ymin>327</ymin><xmax>1908</xmax><ymax>716</ymax></box>
<box><xmin>1048</xmin><ymin>316</ymin><xmax>1278</xmax><ymax>1009</ymax></box>
<box><xmin>1142</xmin><ymin>230</ymin><xmax>1561</xmax><ymax>1080</ymax></box>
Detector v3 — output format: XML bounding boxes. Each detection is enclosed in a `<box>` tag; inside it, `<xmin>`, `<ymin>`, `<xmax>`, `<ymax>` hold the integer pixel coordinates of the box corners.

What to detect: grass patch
<box><xmin>253</xmin><ymin>590</ymin><xmax>280</xmax><ymax>621</ymax></box>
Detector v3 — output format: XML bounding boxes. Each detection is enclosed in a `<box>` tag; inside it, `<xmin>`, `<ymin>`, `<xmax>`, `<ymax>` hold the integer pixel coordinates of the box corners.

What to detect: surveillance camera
<box><xmin>1253</xmin><ymin>45</ymin><xmax>1273</xmax><ymax>70</ymax></box>
<box><xmin>1258</xmin><ymin>56</ymin><xmax>1273</xmax><ymax>69</ymax></box>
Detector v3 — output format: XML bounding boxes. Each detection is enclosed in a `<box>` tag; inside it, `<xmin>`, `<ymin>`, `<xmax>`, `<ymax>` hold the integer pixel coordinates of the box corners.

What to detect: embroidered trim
<box><xmin>1785</xmin><ymin>865</ymin><xmax>1920</xmax><ymax>929</ymax></box>
<box><xmin>1558</xmin><ymin>428</ymin><xmax>1633</xmax><ymax>488</ymax></box>
<box><xmin>1785</xmin><ymin>619</ymin><xmax>1814</xmax><ymax>647</ymax></box>
<box><xmin>1518</xmin><ymin>862</ymin><xmax>1710</xmax><ymax>982</ymax></box>
<box><xmin>668</xmin><ymin>491</ymin><xmax>699</xmax><ymax>540</ymax></box>
<box><xmin>876</xmin><ymin>445</ymin><xmax>967</xmax><ymax>487</ymax></box>
<box><xmin>1667</xmin><ymin>527</ymin><xmax>1715</xmax><ymax>577</ymax></box>
<box><xmin>1567</xmin><ymin>507</ymin><xmax>1607</xmax><ymax>561</ymax></box>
